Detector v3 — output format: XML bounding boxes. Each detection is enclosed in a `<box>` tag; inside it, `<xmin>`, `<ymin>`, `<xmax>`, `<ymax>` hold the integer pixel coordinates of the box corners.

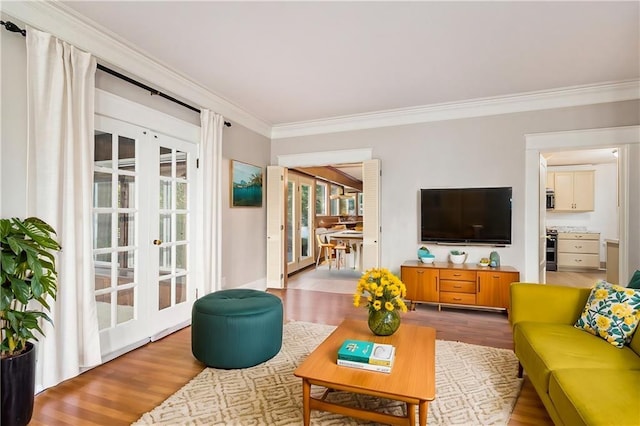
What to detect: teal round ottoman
<box><xmin>191</xmin><ymin>289</ymin><xmax>283</xmax><ymax>369</ymax></box>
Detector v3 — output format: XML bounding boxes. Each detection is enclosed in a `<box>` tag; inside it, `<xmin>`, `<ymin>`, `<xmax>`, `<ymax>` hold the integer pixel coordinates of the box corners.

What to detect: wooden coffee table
<box><xmin>294</xmin><ymin>319</ymin><xmax>436</xmax><ymax>426</ymax></box>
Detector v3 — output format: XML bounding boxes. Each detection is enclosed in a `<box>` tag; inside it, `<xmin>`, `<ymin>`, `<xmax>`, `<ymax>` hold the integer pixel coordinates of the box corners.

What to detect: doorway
<box><xmin>94</xmin><ymin>113</ymin><xmax>197</xmax><ymax>359</ymax></box>
<box><xmin>525</xmin><ymin>126</ymin><xmax>639</xmax><ymax>284</ymax></box>
<box><xmin>542</xmin><ymin>148</ymin><xmax>616</xmax><ymax>285</ymax></box>
<box><xmin>267</xmin><ymin>150</ymin><xmax>380</xmax><ymax>289</ymax></box>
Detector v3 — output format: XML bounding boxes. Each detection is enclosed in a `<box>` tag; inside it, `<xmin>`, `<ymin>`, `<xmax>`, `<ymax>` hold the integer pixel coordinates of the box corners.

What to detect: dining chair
<box><xmin>315</xmin><ymin>233</ymin><xmax>347</xmax><ymax>270</ymax></box>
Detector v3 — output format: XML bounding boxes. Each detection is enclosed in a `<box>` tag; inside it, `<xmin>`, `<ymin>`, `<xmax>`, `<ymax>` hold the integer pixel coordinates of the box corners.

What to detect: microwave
<box><xmin>546</xmin><ymin>189</ymin><xmax>555</xmax><ymax>210</ymax></box>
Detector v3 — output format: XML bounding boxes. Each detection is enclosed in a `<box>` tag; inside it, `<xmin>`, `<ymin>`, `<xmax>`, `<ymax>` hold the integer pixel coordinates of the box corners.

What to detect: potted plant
<box><xmin>1</xmin><ymin>217</ymin><xmax>61</xmax><ymax>426</ymax></box>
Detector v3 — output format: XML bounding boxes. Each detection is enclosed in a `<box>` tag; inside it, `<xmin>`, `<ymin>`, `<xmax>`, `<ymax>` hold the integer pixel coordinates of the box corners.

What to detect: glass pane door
<box><xmin>157</xmin><ymin>146</ymin><xmax>190</xmax><ymax>310</ymax></box>
<box><xmin>93</xmin><ymin>115</ymin><xmax>197</xmax><ymax>357</ymax></box>
<box><xmin>93</xmin><ymin>129</ymin><xmax>138</xmax><ymax>331</ymax></box>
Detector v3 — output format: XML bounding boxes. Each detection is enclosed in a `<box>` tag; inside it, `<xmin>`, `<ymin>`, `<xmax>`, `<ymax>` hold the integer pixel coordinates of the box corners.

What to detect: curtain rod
<box><xmin>1</xmin><ymin>20</ymin><xmax>231</xmax><ymax>127</ymax></box>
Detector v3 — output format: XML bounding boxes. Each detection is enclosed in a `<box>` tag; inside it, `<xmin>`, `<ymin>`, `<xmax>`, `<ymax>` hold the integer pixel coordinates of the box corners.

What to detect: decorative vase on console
<box><xmin>353</xmin><ymin>268</ymin><xmax>408</xmax><ymax>336</ymax></box>
<box><xmin>417</xmin><ymin>246</ymin><xmax>430</xmax><ymax>260</ymax></box>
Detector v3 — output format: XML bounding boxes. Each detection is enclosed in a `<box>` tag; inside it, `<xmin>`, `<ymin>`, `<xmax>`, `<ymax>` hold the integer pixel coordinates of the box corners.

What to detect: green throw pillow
<box><xmin>628</xmin><ymin>270</ymin><xmax>640</xmax><ymax>289</ymax></box>
<box><xmin>575</xmin><ymin>280</ymin><xmax>640</xmax><ymax>348</ymax></box>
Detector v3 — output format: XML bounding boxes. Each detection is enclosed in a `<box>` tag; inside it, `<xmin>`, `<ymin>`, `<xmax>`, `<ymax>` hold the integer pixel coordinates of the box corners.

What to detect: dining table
<box><xmin>327</xmin><ymin>230</ymin><xmax>364</xmax><ymax>271</ymax></box>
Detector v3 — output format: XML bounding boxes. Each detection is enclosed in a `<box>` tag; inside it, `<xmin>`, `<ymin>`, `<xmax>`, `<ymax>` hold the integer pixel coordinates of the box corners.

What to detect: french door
<box><xmin>93</xmin><ymin>115</ymin><xmax>197</xmax><ymax>358</ymax></box>
<box><xmin>286</xmin><ymin>172</ymin><xmax>315</xmax><ymax>274</ymax></box>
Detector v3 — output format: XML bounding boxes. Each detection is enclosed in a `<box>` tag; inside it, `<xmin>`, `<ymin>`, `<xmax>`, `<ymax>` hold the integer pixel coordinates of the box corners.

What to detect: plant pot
<box><xmin>368</xmin><ymin>309</ymin><xmax>401</xmax><ymax>336</ymax></box>
<box><xmin>1</xmin><ymin>342</ymin><xmax>36</xmax><ymax>426</ymax></box>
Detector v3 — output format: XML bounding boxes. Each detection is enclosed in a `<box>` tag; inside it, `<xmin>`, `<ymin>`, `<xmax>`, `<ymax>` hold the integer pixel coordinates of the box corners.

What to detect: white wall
<box><xmin>547</xmin><ymin>163</ymin><xmax>618</xmax><ymax>262</ymax></box>
<box><xmin>271</xmin><ymin>101</ymin><xmax>640</xmax><ymax>278</ymax></box>
<box><xmin>1</xmin><ymin>14</ymin><xmax>28</xmax><ymax>218</ymax></box>
<box><xmin>0</xmin><ymin>16</ymin><xmax>270</xmax><ymax>290</ymax></box>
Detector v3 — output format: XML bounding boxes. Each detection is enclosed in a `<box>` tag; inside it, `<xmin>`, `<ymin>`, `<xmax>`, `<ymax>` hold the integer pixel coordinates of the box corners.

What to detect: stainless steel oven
<box><xmin>546</xmin><ymin>229</ymin><xmax>557</xmax><ymax>271</ymax></box>
<box><xmin>546</xmin><ymin>189</ymin><xmax>555</xmax><ymax>210</ymax></box>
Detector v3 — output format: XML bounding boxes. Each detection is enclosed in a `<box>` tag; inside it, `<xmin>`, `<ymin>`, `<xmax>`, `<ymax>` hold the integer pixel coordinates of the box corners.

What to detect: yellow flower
<box><xmin>352</xmin><ymin>268</ymin><xmax>408</xmax><ymax>316</ymax></box>
<box><xmin>594</xmin><ymin>289</ymin><xmax>609</xmax><ymax>299</ymax></box>
<box><xmin>596</xmin><ymin>316</ymin><xmax>611</xmax><ymax>329</ymax></box>
<box><xmin>612</xmin><ymin>303</ymin><xmax>631</xmax><ymax>318</ymax></box>
<box><xmin>624</xmin><ymin>316</ymin><xmax>636</xmax><ymax>325</ymax></box>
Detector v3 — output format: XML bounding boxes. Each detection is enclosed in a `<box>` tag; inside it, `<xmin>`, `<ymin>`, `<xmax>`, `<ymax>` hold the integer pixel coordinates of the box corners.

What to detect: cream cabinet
<box><xmin>553</xmin><ymin>170</ymin><xmax>594</xmax><ymax>211</ymax></box>
<box><xmin>547</xmin><ymin>172</ymin><xmax>555</xmax><ymax>191</ymax></box>
<box><xmin>558</xmin><ymin>232</ymin><xmax>600</xmax><ymax>269</ymax></box>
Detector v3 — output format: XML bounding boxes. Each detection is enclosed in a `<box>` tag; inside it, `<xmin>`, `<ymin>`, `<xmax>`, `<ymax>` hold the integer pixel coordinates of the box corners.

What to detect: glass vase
<box><xmin>368</xmin><ymin>309</ymin><xmax>401</xmax><ymax>336</ymax></box>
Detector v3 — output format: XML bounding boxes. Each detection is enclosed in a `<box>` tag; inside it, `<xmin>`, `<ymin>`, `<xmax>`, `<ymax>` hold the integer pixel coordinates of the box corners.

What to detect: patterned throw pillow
<box><xmin>575</xmin><ymin>280</ymin><xmax>640</xmax><ymax>348</ymax></box>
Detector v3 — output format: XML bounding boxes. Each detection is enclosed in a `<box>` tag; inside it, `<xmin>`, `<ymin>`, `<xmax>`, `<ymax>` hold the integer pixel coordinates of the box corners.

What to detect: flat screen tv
<box><xmin>420</xmin><ymin>187</ymin><xmax>512</xmax><ymax>245</ymax></box>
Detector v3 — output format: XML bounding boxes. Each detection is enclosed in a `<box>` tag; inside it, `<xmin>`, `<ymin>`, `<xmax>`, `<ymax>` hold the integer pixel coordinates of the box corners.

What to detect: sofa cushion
<box><xmin>628</xmin><ymin>269</ymin><xmax>640</xmax><ymax>289</ymax></box>
<box><xmin>514</xmin><ymin>322</ymin><xmax>640</xmax><ymax>394</ymax></box>
<box><xmin>549</xmin><ymin>369</ymin><xmax>640</xmax><ymax>426</ymax></box>
<box><xmin>574</xmin><ymin>281</ymin><xmax>640</xmax><ymax>348</ymax></box>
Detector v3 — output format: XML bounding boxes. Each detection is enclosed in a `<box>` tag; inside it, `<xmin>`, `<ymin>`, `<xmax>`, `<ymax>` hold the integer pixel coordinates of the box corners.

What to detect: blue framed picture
<box><xmin>231</xmin><ymin>160</ymin><xmax>263</xmax><ymax>207</ymax></box>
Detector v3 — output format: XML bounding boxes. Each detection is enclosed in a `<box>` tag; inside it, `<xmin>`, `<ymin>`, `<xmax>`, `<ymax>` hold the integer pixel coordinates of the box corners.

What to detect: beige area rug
<box><xmin>133</xmin><ymin>321</ymin><xmax>522</xmax><ymax>425</ymax></box>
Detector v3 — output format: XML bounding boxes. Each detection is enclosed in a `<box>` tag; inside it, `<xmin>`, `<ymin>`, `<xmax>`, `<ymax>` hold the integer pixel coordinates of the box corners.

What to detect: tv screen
<box><xmin>420</xmin><ymin>187</ymin><xmax>512</xmax><ymax>245</ymax></box>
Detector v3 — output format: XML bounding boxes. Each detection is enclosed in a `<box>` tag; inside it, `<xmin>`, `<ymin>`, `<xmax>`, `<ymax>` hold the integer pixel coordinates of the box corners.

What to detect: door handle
<box><xmin>153</xmin><ymin>239</ymin><xmax>162</xmax><ymax>245</ymax></box>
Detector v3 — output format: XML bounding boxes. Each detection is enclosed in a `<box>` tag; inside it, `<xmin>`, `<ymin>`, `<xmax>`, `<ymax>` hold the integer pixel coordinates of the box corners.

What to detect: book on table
<box><xmin>336</xmin><ymin>357</ymin><xmax>394</xmax><ymax>373</ymax></box>
<box><xmin>337</xmin><ymin>339</ymin><xmax>395</xmax><ymax>371</ymax></box>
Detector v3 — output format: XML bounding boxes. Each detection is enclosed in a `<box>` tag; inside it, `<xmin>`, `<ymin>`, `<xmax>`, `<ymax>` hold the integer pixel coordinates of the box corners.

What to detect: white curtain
<box><xmin>26</xmin><ymin>27</ymin><xmax>102</xmax><ymax>391</ymax></box>
<box><xmin>199</xmin><ymin>110</ymin><xmax>224</xmax><ymax>295</ymax></box>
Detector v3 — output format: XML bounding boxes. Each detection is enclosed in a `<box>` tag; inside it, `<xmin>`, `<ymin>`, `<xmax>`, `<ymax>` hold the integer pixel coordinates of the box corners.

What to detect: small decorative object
<box><xmin>449</xmin><ymin>250</ymin><xmax>467</xmax><ymax>264</ymax></box>
<box><xmin>417</xmin><ymin>246</ymin><xmax>430</xmax><ymax>259</ymax></box>
<box><xmin>490</xmin><ymin>251</ymin><xmax>501</xmax><ymax>267</ymax></box>
<box><xmin>353</xmin><ymin>268</ymin><xmax>408</xmax><ymax>336</ymax></box>
<box><xmin>420</xmin><ymin>254</ymin><xmax>435</xmax><ymax>264</ymax></box>
<box><xmin>231</xmin><ymin>160</ymin><xmax>263</xmax><ymax>207</ymax></box>
<box><xmin>478</xmin><ymin>257</ymin><xmax>490</xmax><ymax>267</ymax></box>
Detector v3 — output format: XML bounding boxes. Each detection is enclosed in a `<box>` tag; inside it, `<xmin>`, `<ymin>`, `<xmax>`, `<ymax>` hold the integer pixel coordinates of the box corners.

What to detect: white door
<box><xmin>539</xmin><ymin>155</ymin><xmax>548</xmax><ymax>283</ymax></box>
<box><xmin>93</xmin><ymin>115</ymin><xmax>196</xmax><ymax>357</ymax></box>
<box><xmin>286</xmin><ymin>172</ymin><xmax>315</xmax><ymax>274</ymax></box>
<box><xmin>362</xmin><ymin>159</ymin><xmax>381</xmax><ymax>270</ymax></box>
<box><xmin>266</xmin><ymin>166</ymin><xmax>285</xmax><ymax>288</ymax></box>
<box><xmin>149</xmin><ymin>135</ymin><xmax>197</xmax><ymax>337</ymax></box>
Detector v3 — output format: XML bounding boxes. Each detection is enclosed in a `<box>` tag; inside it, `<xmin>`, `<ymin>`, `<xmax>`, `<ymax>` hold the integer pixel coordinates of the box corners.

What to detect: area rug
<box><xmin>133</xmin><ymin>321</ymin><xmax>522</xmax><ymax>425</ymax></box>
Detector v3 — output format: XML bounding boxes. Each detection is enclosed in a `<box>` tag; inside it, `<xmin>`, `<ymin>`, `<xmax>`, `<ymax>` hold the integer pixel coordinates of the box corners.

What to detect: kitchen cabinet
<box><xmin>401</xmin><ymin>261</ymin><xmax>520</xmax><ymax>312</ymax></box>
<box><xmin>557</xmin><ymin>232</ymin><xmax>600</xmax><ymax>269</ymax></box>
<box><xmin>547</xmin><ymin>172</ymin><xmax>555</xmax><ymax>190</ymax></box>
<box><xmin>553</xmin><ymin>170</ymin><xmax>594</xmax><ymax>211</ymax></box>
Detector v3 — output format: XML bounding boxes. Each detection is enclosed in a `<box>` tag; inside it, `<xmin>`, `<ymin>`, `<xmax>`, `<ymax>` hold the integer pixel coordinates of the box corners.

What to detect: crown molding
<box><xmin>1</xmin><ymin>0</ymin><xmax>272</xmax><ymax>138</ymax></box>
<box><xmin>271</xmin><ymin>80</ymin><xmax>640</xmax><ymax>139</ymax></box>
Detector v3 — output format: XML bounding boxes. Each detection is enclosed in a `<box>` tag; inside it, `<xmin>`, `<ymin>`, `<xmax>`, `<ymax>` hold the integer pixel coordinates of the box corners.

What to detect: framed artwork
<box><xmin>230</xmin><ymin>160</ymin><xmax>263</xmax><ymax>207</ymax></box>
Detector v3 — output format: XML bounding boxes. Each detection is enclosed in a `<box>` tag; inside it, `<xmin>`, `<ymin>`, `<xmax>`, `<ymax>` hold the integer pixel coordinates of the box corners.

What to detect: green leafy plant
<box><xmin>1</xmin><ymin>217</ymin><xmax>61</xmax><ymax>358</ymax></box>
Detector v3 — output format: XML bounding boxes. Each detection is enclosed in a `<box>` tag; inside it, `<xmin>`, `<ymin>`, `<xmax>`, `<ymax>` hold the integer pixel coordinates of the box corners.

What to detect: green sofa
<box><xmin>510</xmin><ymin>283</ymin><xmax>640</xmax><ymax>426</ymax></box>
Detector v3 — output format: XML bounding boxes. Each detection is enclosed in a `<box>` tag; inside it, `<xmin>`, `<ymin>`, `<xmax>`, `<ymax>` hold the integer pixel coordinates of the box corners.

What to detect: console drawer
<box><xmin>440</xmin><ymin>292</ymin><xmax>476</xmax><ymax>305</ymax></box>
<box><xmin>440</xmin><ymin>280</ymin><xmax>476</xmax><ymax>294</ymax></box>
<box><xmin>439</xmin><ymin>269</ymin><xmax>476</xmax><ymax>281</ymax></box>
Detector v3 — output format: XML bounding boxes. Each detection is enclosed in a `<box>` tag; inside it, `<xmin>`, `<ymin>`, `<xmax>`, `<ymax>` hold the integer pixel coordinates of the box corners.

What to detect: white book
<box><xmin>337</xmin><ymin>358</ymin><xmax>393</xmax><ymax>373</ymax></box>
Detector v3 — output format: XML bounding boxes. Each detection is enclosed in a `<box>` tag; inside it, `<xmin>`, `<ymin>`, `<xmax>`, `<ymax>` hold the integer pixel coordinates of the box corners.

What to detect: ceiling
<box><xmin>60</xmin><ymin>1</ymin><xmax>639</xmax><ymax>127</ymax></box>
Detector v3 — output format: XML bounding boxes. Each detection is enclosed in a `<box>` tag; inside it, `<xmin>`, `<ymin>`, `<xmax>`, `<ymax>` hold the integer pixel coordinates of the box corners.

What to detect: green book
<box><xmin>338</xmin><ymin>340</ymin><xmax>373</xmax><ymax>363</ymax></box>
<box><xmin>337</xmin><ymin>339</ymin><xmax>395</xmax><ymax>365</ymax></box>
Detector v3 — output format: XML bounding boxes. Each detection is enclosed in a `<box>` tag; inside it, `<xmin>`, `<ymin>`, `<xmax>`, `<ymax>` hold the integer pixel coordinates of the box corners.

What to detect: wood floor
<box><xmin>28</xmin><ymin>270</ymin><xmax>603</xmax><ymax>425</ymax></box>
